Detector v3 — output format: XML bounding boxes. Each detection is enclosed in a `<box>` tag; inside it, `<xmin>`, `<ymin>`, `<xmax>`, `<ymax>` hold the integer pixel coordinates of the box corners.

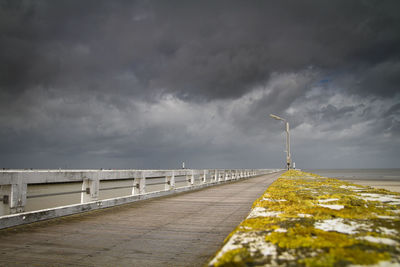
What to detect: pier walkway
<box><xmin>0</xmin><ymin>172</ymin><xmax>281</xmax><ymax>266</ymax></box>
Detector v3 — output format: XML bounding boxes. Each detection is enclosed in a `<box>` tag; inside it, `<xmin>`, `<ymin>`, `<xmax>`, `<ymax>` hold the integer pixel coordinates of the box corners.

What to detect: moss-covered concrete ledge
<box><xmin>208</xmin><ymin>170</ymin><xmax>400</xmax><ymax>266</ymax></box>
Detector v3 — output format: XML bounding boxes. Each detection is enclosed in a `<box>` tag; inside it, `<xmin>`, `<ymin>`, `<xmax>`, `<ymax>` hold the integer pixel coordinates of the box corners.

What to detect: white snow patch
<box><xmin>298</xmin><ymin>213</ymin><xmax>313</xmax><ymax>218</ymax></box>
<box><xmin>340</xmin><ymin>185</ymin><xmax>361</xmax><ymax>190</ymax></box>
<box><xmin>209</xmin><ymin>232</ymin><xmax>277</xmax><ymax>265</ymax></box>
<box><xmin>314</xmin><ymin>218</ymin><xmax>368</xmax><ymax>234</ymax></box>
<box><xmin>247</xmin><ymin>207</ymin><xmax>281</xmax><ymax>218</ymax></box>
<box><xmin>262</xmin><ymin>198</ymin><xmax>273</xmax><ymax>201</ymax></box>
<box><xmin>358</xmin><ymin>236</ymin><xmax>398</xmax><ymax>246</ymax></box>
<box><xmin>352</xmin><ymin>189</ymin><xmax>365</xmax><ymax>192</ymax></box>
<box><xmin>278</xmin><ymin>251</ymin><xmax>296</xmax><ymax>261</ymax></box>
<box><xmin>275</xmin><ymin>228</ymin><xmax>287</xmax><ymax>233</ymax></box>
<box><xmin>240</xmin><ymin>234</ymin><xmax>277</xmax><ymax>256</ymax></box>
<box><xmin>318</xmin><ymin>198</ymin><xmax>339</xmax><ymax>203</ymax></box>
<box><xmin>359</xmin><ymin>193</ymin><xmax>400</xmax><ymax>205</ymax></box>
<box><xmin>377</xmin><ymin>215</ymin><xmax>397</xmax><ymax>219</ymax></box>
<box><xmin>317</xmin><ymin>204</ymin><xmax>344</xmax><ymax>210</ymax></box>
<box><xmin>378</xmin><ymin>227</ymin><xmax>398</xmax><ymax>236</ymax></box>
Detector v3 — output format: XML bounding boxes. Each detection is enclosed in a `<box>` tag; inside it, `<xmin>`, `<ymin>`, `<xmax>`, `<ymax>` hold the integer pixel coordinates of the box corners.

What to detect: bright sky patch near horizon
<box><xmin>0</xmin><ymin>1</ymin><xmax>399</xmax><ymax>169</ymax></box>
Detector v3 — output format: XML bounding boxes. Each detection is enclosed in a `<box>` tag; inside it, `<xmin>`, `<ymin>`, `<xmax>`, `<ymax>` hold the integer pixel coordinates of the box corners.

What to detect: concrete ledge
<box><xmin>209</xmin><ymin>170</ymin><xmax>400</xmax><ymax>267</ymax></box>
<box><xmin>0</xmin><ymin>176</ymin><xmax>258</xmax><ymax>230</ymax></box>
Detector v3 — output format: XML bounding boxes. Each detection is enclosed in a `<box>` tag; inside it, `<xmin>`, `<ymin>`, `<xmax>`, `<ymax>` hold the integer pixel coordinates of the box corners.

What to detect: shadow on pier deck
<box><xmin>0</xmin><ymin>172</ymin><xmax>281</xmax><ymax>266</ymax></box>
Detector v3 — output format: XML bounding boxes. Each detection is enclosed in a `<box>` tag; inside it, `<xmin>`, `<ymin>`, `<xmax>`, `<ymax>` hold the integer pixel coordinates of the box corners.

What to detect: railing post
<box><xmin>191</xmin><ymin>170</ymin><xmax>195</xmax><ymax>185</ymax></box>
<box><xmin>186</xmin><ymin>170</ymin><xmax>194</xmax><ymax>186</ymax></box>
<box><xmin>132</xmin><ymin>175</ymin><xmax>137</xmax><ymax>195</ymax></box>
<box><xmin>12</xmin><ymin>183</ymin><xmax>27</xmax><ymax>214</ymax></box>
<box><xmin>139</xmin><ymin>172</ymin><xmax>146</xmax><ymax>194</ymax></box>
<box><xmin>0</xmin><ymin>179</ymin><xmax>27</xmax><ymax>215</ymax></box>
<box><xmin>0</xmin><ymin>185</ymin><xmax>11</xmax><ymax>215</ymax></box>
<box><xmin>81</xmin><ymin>177</ymin><xmax>99</xmax><ymax>203</ymax></box>
<box><xmin>133</xmin><ymin>172</ymin><xmax>146</xmax><ymax>195</ymax></box>
<box><xmin>215</xmin><ymin>170</ymin><xmax>218</xmax><ymax>182</ymax></box>
<box><xmin>165</xmin><ymin>171</ymin><xmax>175</xmax><ymax>191</ymax></box>
<box><xmin>202</xmin><ymin>170</ymin><xmax>207</xmax><ymax>184</ymax></box>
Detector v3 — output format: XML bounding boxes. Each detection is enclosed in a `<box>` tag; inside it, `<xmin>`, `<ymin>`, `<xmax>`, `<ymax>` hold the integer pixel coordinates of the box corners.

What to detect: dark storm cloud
<box><xmin>1</xmin><ymin>0</ymin><xmax>400</xmax><ymax>169</ymax></box>
<box><xmin>2</xmin><ymin>0</ymin><xmax>400</xmax><ymax>100</ymax></box>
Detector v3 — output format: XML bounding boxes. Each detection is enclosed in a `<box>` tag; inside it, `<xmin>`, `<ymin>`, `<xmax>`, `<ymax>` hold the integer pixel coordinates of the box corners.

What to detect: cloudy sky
<box><xmin>1</xmin><ymin>0</ymin><xmax>399</xmax><ymax>169</ymax></box>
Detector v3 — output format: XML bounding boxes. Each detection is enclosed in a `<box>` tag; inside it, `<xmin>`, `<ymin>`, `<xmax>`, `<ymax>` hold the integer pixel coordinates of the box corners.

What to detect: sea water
<box><xmin>306</xmin><ymin>169</ymin><xmax>400</xmax><ymax>181</ymax></box>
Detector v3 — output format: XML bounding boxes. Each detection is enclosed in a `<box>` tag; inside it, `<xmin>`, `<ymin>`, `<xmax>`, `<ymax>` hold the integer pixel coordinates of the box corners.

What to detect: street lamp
<box><xmin>270</xmin><ymin>114</ymin><xmax>291</xmax><ymax>170</ymax></box>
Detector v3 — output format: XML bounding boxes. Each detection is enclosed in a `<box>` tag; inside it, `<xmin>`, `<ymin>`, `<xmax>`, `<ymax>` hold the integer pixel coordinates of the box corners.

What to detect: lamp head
<box><xmin>269</xmin><ymin>114</ymin><xmax>285</xmax><ymax>121</ymax></box>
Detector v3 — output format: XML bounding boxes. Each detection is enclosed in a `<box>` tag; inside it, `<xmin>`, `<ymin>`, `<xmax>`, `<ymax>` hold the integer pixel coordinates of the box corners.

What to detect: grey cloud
<box><xmin>385</xmin><ymin>103</ymin><xmax>400</xmax><ymax>117</ymax></box>
<box><xmin>356</xmin><ymin>61</ymin><xmax>400</xmax><ymax>97</ymax></box>
<box><xmin>1</xmin><ymin>1</ymin><xmax>400</xmax><ymax>169</ymax></box>
<box><xmin>318</xmin><ymin>105</ymin><xmax>356</xmax><ymax>123</ymax></box>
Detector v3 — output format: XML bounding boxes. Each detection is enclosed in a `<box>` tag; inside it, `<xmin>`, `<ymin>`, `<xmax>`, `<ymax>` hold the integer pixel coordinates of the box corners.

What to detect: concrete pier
<box><xmin>0</xmin><ymin>171</ymin><xmax>281</xmax><ymax>266</ymax></box>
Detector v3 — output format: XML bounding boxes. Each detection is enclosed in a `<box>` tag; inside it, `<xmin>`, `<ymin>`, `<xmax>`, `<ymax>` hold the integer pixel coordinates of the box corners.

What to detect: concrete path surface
<box><xmin>0</xmin><ymin>172</ymin><xmax>282</xmax><ymax>266</ymax></box>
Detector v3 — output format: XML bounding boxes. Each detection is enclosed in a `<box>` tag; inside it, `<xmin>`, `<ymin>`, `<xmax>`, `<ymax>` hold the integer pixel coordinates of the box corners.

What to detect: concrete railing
<box><xmin>0</xmin><ymin>169</ymin><xmax>280</xmax><ymax>229</ymax></box>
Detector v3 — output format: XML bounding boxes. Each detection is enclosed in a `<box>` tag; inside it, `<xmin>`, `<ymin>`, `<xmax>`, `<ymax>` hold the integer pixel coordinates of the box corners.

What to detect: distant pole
<box><xmin>270</xmin><ymin>114</ymin><xmax>292</xmax><ymax>170</ymax></box>
<box><xmin>286</xmin><ymin>121</ymin><xmax>291</xmax><ymax>170</ymax></box>
<box><xmin>182</xmin><ymin>162</ymin><xmax>185</xmax><ymax>169</ymax></box>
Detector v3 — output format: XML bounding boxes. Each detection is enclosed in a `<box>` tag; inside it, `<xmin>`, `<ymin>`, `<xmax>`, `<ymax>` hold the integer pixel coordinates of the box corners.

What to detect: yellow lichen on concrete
<box><xmin>209</xmin><ymin>170</ymin><xmax>400</xmax><ymax>266</ymax></box>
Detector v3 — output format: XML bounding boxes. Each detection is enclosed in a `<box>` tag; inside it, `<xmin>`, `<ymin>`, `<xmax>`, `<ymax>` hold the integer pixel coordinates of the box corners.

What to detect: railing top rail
<box><xmin>0</xmin><ymin>169</ymin><xmax>281</xmax><ymax>185</ymax></box>
<box><xmin>0</xmin><ymin>168</ymin><xmax>272</xmax><ymax>174</ymax></box>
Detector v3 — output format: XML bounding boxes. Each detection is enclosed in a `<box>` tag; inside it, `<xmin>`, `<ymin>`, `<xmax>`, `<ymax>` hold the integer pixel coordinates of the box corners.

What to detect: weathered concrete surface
<box><xmin>0</xmin><ymin>172</ymin><xmax>281</xmax><ymax>266</ymax></box>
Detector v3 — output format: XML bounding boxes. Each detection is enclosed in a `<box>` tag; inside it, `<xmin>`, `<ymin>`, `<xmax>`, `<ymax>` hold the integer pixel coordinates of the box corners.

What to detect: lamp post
<box><xmin>270</xmin><ymin>114</ymin><xmax>291</xmax><ymax>170</ymax></box>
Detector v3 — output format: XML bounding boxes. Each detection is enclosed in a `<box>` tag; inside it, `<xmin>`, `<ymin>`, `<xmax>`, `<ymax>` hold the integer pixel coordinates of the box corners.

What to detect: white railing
<box><xmin>0</xmin><ymin>169</ymin><xmax>281</xmax><ymax>229</ymax></box>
